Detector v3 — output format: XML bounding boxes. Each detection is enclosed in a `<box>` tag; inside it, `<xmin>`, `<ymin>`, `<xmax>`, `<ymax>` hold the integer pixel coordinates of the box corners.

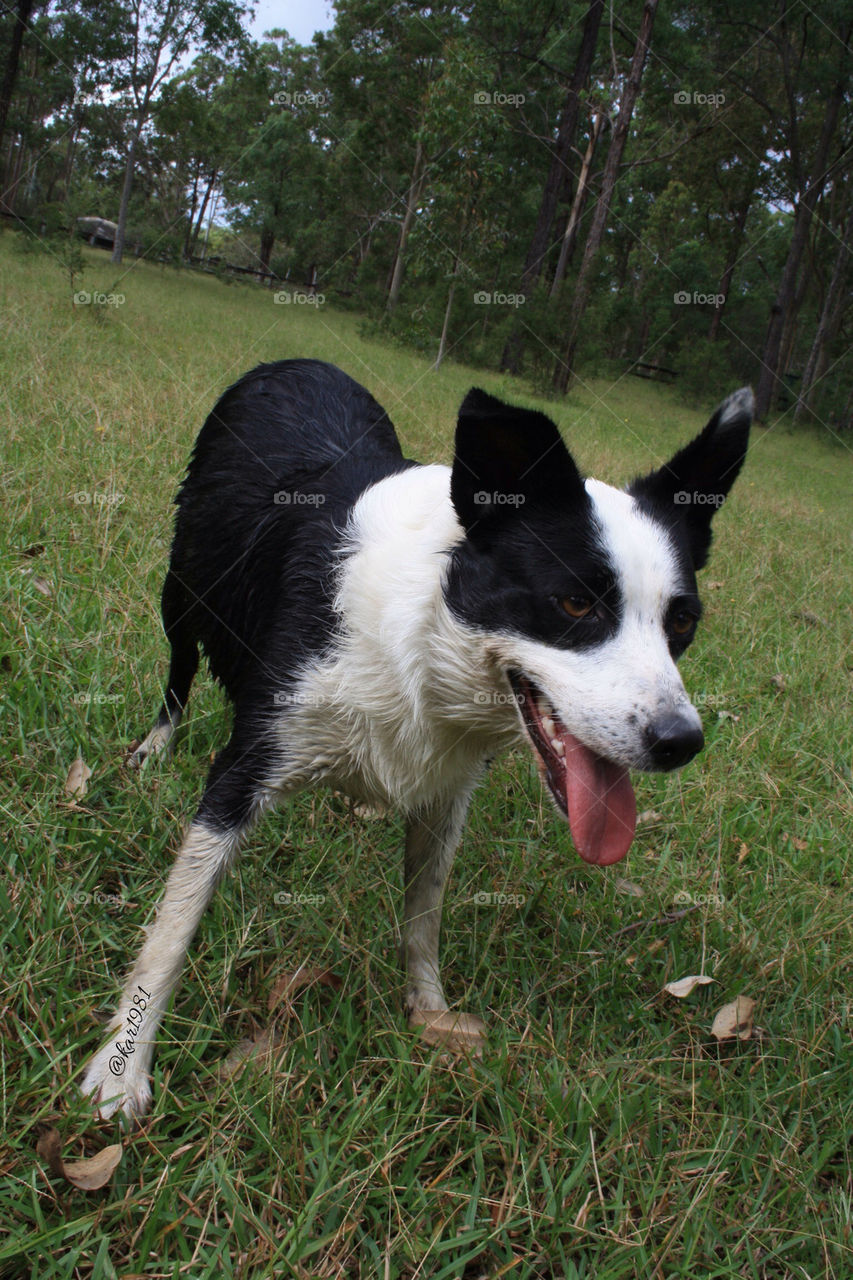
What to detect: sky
<box><xmin>248</xmin><ymin>0</ymin><xmax>336</xmax><ymax>45</ymax></box>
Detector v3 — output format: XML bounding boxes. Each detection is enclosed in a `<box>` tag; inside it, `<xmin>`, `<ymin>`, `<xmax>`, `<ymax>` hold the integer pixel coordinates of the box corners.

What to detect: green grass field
<box><xmin>1</xmin><ymin>232</ymin><xmax>851</xmax><ymax>1279</ymax></box>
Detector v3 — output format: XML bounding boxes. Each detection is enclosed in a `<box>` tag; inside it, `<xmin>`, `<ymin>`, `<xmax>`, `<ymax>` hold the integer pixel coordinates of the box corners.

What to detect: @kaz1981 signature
<box><xmin>108</xmin><ymin>985</ymin><xmax>151</xmax><ymax>1076</ymax></box>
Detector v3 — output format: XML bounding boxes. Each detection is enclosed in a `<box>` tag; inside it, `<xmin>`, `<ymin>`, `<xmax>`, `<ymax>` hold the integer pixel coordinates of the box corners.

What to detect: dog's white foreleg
<box><xmin>81</xmin><ymin>820</ymin><xmax>241</xmax><ymax>1120</ymax></box>
<box><xmin>402</xmin><ymin>790</ymin><xmax>473</xmax><ymax>1015</ymax></box>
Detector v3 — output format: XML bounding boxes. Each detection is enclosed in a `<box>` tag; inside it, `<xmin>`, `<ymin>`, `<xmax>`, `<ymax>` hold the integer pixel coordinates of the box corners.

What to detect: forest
<box><xmin>1</xmin><ymin>0</ymin><xmax>851</xmax><ymax>427</ymax></box>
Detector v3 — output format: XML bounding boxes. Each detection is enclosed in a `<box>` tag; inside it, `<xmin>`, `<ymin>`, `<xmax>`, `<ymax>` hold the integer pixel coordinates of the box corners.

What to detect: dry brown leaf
<box><xmin>737</xmin><ymin>842</ymin><xmax>750</xmax><ymax>864</ymax></box>
<box><xmin>409</xmin><ymin>1009</ymin><xmax>487</xmax><ymax>1056</ymax></box>
<box><xmin>711</xmin><ymin>995</ymin><xmax>755</xmax><ymax>1041</ymax></box>
<box><xmin>267</xmin><ymin>964</ymin><xmax>343</xmax><ymax>1013</ymax></box>
<box><xmin>614</xmin><ymin>877</ymin><xmax>644</xmax><ymax>898</ymax></box>
<box><xmin>663</xmin><ymin>974</ymin><xmax>714</xmax><ymax>999</ymax></box>
<box><xmin>64</xmin><ymin>755</ymin><xmax>92</xmax><ymax>799</ymax></box>
<box><xmin>32</xmin><ymin>576</ymin><xmax>52</xmax><ymax>596</ymax></box>
<box><xmin>219</xmin><ymin>1027</ymin><xmax>286</xmax><ymax>1080</ymax></box>
<box><xmin>36</xmin><ymin>1128</ymin><xmax>122</xmax><ymax>1190</ymax></box>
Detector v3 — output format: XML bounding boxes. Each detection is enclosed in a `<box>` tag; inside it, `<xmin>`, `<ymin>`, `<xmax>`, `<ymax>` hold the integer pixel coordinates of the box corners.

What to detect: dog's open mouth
<box><xmin>508</xmin><ymin>671</ymin><xmax>636</xmax><ymax>866</ymax></box>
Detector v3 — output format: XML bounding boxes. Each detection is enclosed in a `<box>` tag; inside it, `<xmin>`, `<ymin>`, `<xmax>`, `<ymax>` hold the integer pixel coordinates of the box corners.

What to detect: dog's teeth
<box><xmin>551</xmin><ymin>736</ymin><xmax>565</xmax><ymax>757</ymax></box>
<box><xmin>541</xmin><ymin>715</ymin><xmax>556</xmax><ymax>738</ymax></box>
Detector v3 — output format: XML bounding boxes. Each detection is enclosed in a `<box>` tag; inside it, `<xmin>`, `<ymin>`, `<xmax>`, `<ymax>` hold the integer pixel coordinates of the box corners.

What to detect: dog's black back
<box><xmin>164</xmin><ymin>359</ymin><xmax>413</xmax><ymax>701</ymax></box>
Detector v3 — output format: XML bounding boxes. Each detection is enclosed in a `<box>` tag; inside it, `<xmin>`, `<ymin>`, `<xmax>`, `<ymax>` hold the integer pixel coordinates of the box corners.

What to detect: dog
<box><xmin>81</xmin><ymin>359</ymin><xmax>752</xmax><ymax>1118</ymax></box>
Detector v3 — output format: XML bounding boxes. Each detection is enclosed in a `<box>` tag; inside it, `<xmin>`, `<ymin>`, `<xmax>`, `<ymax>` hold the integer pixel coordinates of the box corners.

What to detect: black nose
<box><xmin>643</xmin><ymin>714</ymin><xmax>705</xmax><ymax>770</ymax></box>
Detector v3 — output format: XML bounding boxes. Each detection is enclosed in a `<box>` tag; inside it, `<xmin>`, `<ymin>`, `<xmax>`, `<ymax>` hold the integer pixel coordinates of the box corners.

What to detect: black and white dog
<box><xmin>82</xmin><ymin>359</ymin><xmax>751</xmax><ymax>1118</ymax></box>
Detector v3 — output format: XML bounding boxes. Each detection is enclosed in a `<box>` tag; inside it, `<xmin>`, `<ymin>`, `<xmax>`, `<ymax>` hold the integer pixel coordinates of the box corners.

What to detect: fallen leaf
<box><xmin>22</xmin><ymin>543</ymin><xmax>46</xmax><ymax>558</ymax></box>
<box><xmin>615</xmin><ymin>877</ymin><xmax>644</xmax><ymax>898</ymax></box>
<box><xmin>219</xmin><ymin>1027</ymin><xmax>286</xmax><ymax>1080</ymax></box>
<box><xmin>64</xmin><ymin>755</ymin><xmax>92</xmax><ymax>799</ymax></box>
<box><xmin>32</xmin><ymin>576</ymin><xmax>52</xmax><ymax>596</ymax></box>
<box><xmin>36</xmin><ymin>1128</ymin><xmax>122</xmax><ymax>1190</ymax></box>
<box><xmin>737</xmin><ymin>842</ymin><xmax>749</xmax><ymax>864</ymax></box>
<box><xmin>409</xmin><ymin>1009</ymin><xmax>487</xmax><ymax>1056</ymax></box>
<box><xmin>770</xmin><ymin>674</ymin><xmax>785</xmax><ymax>692</ymax></box>
<box><xmin>268</xmin><ymin>964</ymin><xmax>343</xmax><ymax>1013</ymax></box>
<box><xmin>711</xmin><ymin>995</ymin><xmax>755</xmax><ymax>1041</ymax></box>
<box><xmin>663</xmin><ymin>974</ymin><xmax>714</xmax><ymax>999</ymax></box>
<box><xmin>637</xmin><ymin>809</ymin><xmax>663</xmax><ymax>824</ymax></box>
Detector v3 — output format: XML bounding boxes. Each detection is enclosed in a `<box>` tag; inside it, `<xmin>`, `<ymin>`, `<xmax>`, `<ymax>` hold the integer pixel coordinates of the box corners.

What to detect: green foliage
<box><xmin>2</xmin><ymin>0</ymin><xmax>851</xmax><ymax>422</ymax></box>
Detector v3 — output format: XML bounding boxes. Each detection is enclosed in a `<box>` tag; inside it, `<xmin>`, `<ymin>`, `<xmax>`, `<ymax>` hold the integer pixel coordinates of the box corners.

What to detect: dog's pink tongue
<box><xmin>563</xmin><ymin>734</ymin><xmax>636</xmax><ymax>865</ymax></box>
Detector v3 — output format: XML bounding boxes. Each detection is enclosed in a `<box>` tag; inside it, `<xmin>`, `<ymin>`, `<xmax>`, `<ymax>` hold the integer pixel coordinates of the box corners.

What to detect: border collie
<box><xmin>81</xmin><ymin>359</ymin><xmax>751</xmax><ymax>1118</ymax></box>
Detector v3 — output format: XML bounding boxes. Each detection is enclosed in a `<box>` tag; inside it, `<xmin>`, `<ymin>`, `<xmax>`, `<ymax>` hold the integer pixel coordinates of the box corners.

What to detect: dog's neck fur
<box><xmin>274</xmin><ymin>465</ymin><xmax>521</xmax><ymax>809</ymax></box>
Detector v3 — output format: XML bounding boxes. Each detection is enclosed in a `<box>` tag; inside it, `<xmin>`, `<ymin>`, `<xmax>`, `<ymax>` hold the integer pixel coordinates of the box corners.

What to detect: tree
<box><xmin>554</xmin><ymin>0</ymin><xmax>658</xmax><ymax>393</ymax></box>
<box><xmin>499</xmin><ymin>0</ymin><xmax>605</xmax><ymax>373</ymax></box>
<box><xmin>0</xmin><ymin>0</ymin><xmax>36</xmax><ymax>179</ymax></box>
<box><xmin>109</xmin><ymin>0</ymin><xmax>247</xmax><ymax>264</ymax></box>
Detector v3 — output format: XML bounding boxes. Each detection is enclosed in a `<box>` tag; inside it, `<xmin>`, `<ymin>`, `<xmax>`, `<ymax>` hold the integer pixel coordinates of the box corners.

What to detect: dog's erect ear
<box><xmin>629</xmin><ymin>387</ymin><xmax>752</xmax><ymax>570</ymax></box>
<box><xmin>451</xmin><ymin>388</ymin><xmax>587</xmax><ymax>535</ymax></box>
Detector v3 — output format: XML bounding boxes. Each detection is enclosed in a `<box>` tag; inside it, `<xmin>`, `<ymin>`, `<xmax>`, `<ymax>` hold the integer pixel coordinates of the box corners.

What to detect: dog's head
<box><xmin>444</xmin><ymin>386</ymin><xmax>752</xmax><ymax>867</ymax></box>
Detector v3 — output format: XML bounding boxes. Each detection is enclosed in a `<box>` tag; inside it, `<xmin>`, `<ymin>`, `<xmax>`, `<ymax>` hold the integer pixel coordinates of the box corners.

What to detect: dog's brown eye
<box><xmin>561</xmin><ymin>595</ymin><xmax>594</xmax><ymax>619</ymax></box>
<box><xmin>671</xmin><ymin>610</ymin><xmax>696</xmax><ymax>635</ymax></box>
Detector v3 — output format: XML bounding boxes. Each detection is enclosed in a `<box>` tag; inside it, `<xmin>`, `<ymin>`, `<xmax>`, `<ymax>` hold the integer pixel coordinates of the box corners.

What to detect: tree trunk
<box><xmin>708</xmin><ymin>188</ymin><xmax>753</xmax><ymax>341</ymax></box>
<box><xmin>259</xmin><ymin>224</ymin><xmax>275</xmax><ymax>273</ymax></box>
<box><xmin>184</xmin><ymin>160</ymin><xmax>201</xmax><ymax>259</ymax></box>
<box><xmin>0</xmin><ymin>0</ymin><xmax>35</xmax><ymax>188</ymax></box>
<box><xmin>434</xmin><ymin>267</ymin><xmax>458</xmax><ymax>370</ymax></box>
<box><xmin>500</xmin><ymin>0</ymin><xmax>605</xmax><ymax>372</ymax></box>
<box><xmin>190</xmin><ymin>169</ymin><xmax>217</xmax><ymax>256</ymax></box>
<box><xmin>754</xmin><ymin>75</ymin><xmax>845</xmax><ymax>419</ymax></box>
<box><xmin>386</xmin><ymin>137</ymin><xmax>425</xmax><ymax>314</ymax></box>
<box><xmin>795</xmin><ymin>202</ymin><xmax>852</xmax><ymax>418</ymax></box>
<box><xmin>550</xmin><ymin>110</ymin><xmax>605</xmax><ymax>296</ymax></box>
<box><xmin>112</xmin><ymin>124</ymin><xmax>142</xmax><ymax>263</ymax></box>
<box><xmin>554</xmin><ymin>0</ymin><xmax>658</xmax><ymax>394</ymax></box>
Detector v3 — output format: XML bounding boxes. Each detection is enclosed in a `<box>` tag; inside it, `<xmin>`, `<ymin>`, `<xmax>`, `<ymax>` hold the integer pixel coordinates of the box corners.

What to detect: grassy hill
<box><xmin>1</xmin><ymin>231</ymin><xmax>850</xmax><ymax>1278</ymax></box>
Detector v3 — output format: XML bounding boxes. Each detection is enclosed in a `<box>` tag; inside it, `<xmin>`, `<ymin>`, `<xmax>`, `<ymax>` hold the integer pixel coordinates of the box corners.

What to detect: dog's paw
<box><xmin>409</xmin><ymin>1009</ymin><xmax>487</xmax><ymax>1055</ymax></box>
<box><xmin>127</xmin><ymin>723</ymin><xmax>173</xmax><ymax>770</ymax></box>
<box><xmin>81</xmin><ymin>1044</ymin><xmax>152</xmax><ymax>1121</ymax></box>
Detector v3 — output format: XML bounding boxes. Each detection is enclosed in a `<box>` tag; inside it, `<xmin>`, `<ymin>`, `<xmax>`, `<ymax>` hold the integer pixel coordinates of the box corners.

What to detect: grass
<box><xmin>0</xmin><ymin>229</ymin><xmax>851</xmax><ymax>1279</ymax></box>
